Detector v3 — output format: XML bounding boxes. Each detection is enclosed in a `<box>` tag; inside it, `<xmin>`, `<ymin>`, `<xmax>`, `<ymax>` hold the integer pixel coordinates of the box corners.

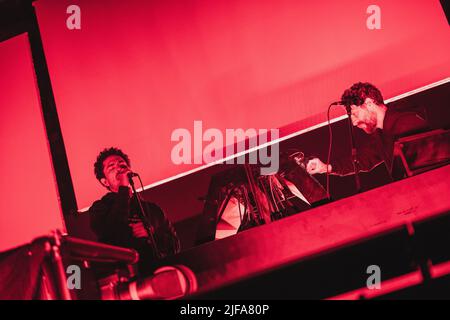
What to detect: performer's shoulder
<box><xmin>89</xmin><ymin>192</ymin><xmax>114</xmax><ymax>212</ymax></box>
<box><xmin>385</xmin><ymin>109</ymin><xmax>429</xmax><ymax>137</ymax></box>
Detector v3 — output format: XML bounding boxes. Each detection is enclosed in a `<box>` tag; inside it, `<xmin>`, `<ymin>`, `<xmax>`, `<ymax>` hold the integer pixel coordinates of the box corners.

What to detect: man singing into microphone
<box><xmin>89</xmin><ymin>147</ymin><xmax>180</xmax><ymax>273</ymax></box>
<box><xmin>306</xmin><ymin>82</ymin><xmax>429</xmax><ymax>177</ymax></box>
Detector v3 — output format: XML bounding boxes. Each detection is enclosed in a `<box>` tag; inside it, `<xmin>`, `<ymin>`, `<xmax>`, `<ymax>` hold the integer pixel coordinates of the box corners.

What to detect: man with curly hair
<box><xmin>306</xmin><ymin>82</ymin><xmax>429</xmax><ymax>177</ymax></box>
<box><xmin>89</xmin><ymin>147</ymin><xmax>180</xmax><ymax>273</ymax></box>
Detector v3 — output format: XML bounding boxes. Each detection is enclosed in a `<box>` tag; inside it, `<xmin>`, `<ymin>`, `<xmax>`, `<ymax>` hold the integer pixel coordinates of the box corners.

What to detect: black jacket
<box><xmin>331</xmin><ymin>108</ymin><xmax>430</xmax><ymax>176</ymax></box>
<box><xmin>89</xmin><ymin>186</ymin><xmax>180</xmax><ymax>270</ymax></box>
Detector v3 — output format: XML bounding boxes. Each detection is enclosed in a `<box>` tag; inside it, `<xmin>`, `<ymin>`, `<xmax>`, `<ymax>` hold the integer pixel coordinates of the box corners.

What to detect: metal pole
<box><xmin>49</xmin><ymin>231</ymin><xmax>72</xmax><ymax>300</ymax></box>
<box><xmin>25</xmin><ymin>2</ymin><xmax>78</xmax><ymax>221</ymax></box>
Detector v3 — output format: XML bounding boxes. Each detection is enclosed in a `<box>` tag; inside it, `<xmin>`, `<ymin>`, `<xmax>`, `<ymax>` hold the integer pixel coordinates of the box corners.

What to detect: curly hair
<box><xmin>341</xmin><ymin>82</ymin><xmax>384</xmax><ymax>108</ymax></box>
<box><xmin>94</xmin><ymin>147</ymin><xmax>131</xmax><ymax>181</ymax></box>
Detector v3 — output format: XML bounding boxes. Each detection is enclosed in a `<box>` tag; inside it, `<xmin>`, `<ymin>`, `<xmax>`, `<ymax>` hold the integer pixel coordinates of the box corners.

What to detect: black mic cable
<box><xmin>325</xmin><ymin>101</ymin><xmax>342</xmax><ymax>200</ymax></box>
<box><xmin>128</xmin><ymin>172</ymin><xmax>162</xmax><ymax>259</ymax></box>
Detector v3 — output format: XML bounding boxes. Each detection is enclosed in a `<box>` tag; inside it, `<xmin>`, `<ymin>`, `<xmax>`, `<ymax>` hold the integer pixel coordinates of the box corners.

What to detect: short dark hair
<box><xmin>94</xmin><ymin>147</ymin><xmax>131</xmax><ymax>181</ymax></box>
<box><xmin>341</xmin><ymin>82</ymin><xmax>384</xmax><ymax>107</ymax></box>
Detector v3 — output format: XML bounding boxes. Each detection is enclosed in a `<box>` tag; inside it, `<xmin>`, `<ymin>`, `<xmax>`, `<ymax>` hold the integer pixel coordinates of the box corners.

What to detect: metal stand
<box><xmin>345</xmin><ymin>108</ymin><xmax>361</xmax><ymax>193</ymax></box>
<box><xmin>47</xmin><ymin>231</ymin><xmax>72</xmax><ymax>300</ymax></box>
<box><xmin>128</xmin><ymin>176</ymin><xmax>161</xmax><ymax>259</ymax></box>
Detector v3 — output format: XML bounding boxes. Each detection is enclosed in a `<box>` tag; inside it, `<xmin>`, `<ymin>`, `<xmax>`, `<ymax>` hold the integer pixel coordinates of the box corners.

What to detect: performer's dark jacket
<box><xmin>331</xmin><ymin>108</ymin><xmax>430</xmax><ymax>176</ymax></box>
<box><xmin>89</xmin><ymin>186</ymin><xmax>180</xmax><ymax>272</ymax></box>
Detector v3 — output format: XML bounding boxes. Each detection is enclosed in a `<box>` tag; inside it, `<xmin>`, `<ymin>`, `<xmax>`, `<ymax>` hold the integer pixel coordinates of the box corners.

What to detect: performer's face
<box><xmin>350</xmin><ymin>99</ymin><xmax>378</xmax><ymax>134</ymax></box>
<box><xmin>100</xmin><ymin>155</ymin><xmax>131</xmax><ymax>192</ymax></box>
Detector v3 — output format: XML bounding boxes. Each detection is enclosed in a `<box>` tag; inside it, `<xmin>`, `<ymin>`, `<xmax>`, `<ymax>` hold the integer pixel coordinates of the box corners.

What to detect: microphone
<box><xmin>330</xmin><ymin>101</ymin><xmax>352</xmax><ymax>114</ymax></box>
<box><xmin>127</xmin><ymin>171</ymin><xmax>139</xmax><ymax>179</ymax></box>
<box><xmin>118</xmin><ymin>165</ymin><xmax>138</xmax><ymax>180</ymax></box>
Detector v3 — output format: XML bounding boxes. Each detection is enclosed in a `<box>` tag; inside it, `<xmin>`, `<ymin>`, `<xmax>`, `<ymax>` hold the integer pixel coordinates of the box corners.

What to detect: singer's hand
<box><xmin>129</xmin><ymin>221</ymin><xmax>152</xmax><ymax>239</ymax></box>
<box><xmin>116</xmin><ymin>173</ymin><xmax>130</xmax><ymax>188</ymax></box>
<box><xmin>306</xmin><ymin>158</ymin><xmax>331</xmax><ymax>175</ymax></box>
<box><xmin>117</xmin><ymin>167</ymin><xmax>131</xmax><ymax>188</ymax></box>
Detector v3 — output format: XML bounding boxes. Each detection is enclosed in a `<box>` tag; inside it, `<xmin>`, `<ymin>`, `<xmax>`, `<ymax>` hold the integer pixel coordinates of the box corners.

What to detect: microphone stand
<box><xmin>128</xmin><ymin>174</ymin><xmax>161</xmax><ymax>259</ymax></box>
<box><xmin>345</xmin><ymin>107</ymin><xmax>362</xmax><ymax>193</ymax></box>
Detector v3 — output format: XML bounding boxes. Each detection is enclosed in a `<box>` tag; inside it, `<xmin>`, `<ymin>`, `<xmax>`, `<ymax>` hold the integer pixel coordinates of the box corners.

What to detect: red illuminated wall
<box><xmin>0</xmin><ymin>0</ymin><xmax>449</xmax><ymax>250</ymax></box>
<box><xmin>0</xmin><ymin>35</ymin><xmax>63</xmax><ymax>252</ymax></box>
<box><xmin>32</xmin><ymin>0</ymin><xmax>449</xmax><ymax>211</ymax></box>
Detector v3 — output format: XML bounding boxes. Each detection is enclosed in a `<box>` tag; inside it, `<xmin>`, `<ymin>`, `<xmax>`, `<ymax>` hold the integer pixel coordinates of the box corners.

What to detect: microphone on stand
<box><xmin>330</xmin><ymin>100</ymin><xmax>353</xmax><ymax>114</ymax></box>
<box><xmin>334</xmin><ymin>100</ymin><xmax>361</xmax><ymax>192</ymax></box>
<box><xmin>118</xmin><ymin>164</ymin><xmax>138</xmax><ymax>184</ymax></box>
<box><xmin>330</xmin><ymin>100</ymin><xmax>343</xmax><ymax>106</ymax></box>
<box><xmin>127</xmin><ymin>171</ymin><xmax>139</xmax><ymax>183</ymax></box>
<box><xmin>122</xmin><ymin>167</ymin><xmax>161</xmax><ymax>258</ymax></box>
